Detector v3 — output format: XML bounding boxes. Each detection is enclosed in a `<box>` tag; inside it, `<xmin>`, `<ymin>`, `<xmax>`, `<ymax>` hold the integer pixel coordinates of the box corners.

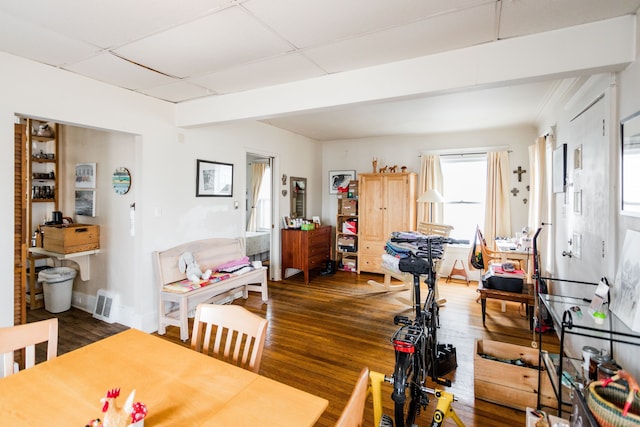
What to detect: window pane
<box><xmin>256</xmin><ymin>167</ymin><xmax>272</xmax><ymax>230</ymax></box>
<box><xmin>441</xmin><ymin>155</ymin><xmax>486</xmax><ymax>241</ymax></box>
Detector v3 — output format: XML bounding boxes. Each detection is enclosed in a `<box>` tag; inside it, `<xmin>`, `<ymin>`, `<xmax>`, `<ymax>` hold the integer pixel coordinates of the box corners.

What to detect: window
<box><xmin>440</xmin><ymin>154</ymin><xmax>487</xmax><ymax>241</ymax></box>
<box><xmin>255</xmin><ymin>166</ymin><xmax>272</xmax><ymax>230</ymax></box>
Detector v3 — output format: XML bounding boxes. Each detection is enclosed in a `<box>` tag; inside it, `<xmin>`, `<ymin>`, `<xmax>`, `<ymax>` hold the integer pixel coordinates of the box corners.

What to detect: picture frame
<box><xmin>75</xmin><ymin>163</ymin><xmax>96</xmax><ymax>189</ymax></box>
<box><xmin>611</xmin><ymin>229</ymin><xmax>640</xmax><ymax>332</ymax></box>
<box><xmin>621</xmin><ymin>111</ymin><xmax>640</xmax><ymax>217</ymax></box>
<box><xmin>75</xmin><ymin>189</ymin><xmax>96</xmax><ymax>217</ymax></box>
<box><xmin>329</xmin><ymin>170</ymin><xmax>356</xmax><ymax>194</ymax></box>
<box><xmin>552</xmin><ymin>144</ymin><xmax>567</xmax><ymax>193</ymax></box>
<box><xmin>573</xmin><ymin>189</ymin><xmax>582</xmax><ymax>215</ymax></box>
<box><xmin>196</xmin><ymin>159</ymin><xmax>233</xmax><ymax>197</ymax></box>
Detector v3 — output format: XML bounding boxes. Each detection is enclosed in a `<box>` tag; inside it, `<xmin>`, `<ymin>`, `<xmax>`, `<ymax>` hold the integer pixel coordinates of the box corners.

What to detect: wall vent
<box><xmin>93</xmin><ymin>289</ymin><xmax>118</xmax><ymax>324</ymax></box>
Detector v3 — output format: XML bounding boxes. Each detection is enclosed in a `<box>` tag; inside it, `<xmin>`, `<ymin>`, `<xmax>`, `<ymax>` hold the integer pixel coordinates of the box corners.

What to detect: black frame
<box><xmin>196</xmin><ymin>159</ymin><xmax>233</xmax><ymax>197</ymax></box>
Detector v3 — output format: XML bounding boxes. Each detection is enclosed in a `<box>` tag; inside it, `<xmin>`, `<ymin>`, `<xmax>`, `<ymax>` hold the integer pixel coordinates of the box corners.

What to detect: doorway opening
<box><xmin>246</xmin><ymin>153</ymin><xmax>273</xmax><ymax>273</ymax></box>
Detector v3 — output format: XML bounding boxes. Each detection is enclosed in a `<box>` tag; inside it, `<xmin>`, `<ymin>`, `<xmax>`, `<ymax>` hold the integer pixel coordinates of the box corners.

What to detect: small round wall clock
<box><xmin>112</xmin><ymin>167</ymin><xmax>131</xmax><ymax>195</ymax></box>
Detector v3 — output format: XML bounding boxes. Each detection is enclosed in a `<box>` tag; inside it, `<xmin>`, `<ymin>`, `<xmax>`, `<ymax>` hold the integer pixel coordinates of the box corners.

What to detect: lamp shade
<box><xmin>417</xmin><ymin>188</ymin><xmax>444</xmax><ymax>203</ymax></box>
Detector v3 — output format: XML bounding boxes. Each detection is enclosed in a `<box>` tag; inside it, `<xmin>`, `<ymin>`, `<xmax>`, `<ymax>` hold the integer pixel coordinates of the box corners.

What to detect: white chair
<box><xmin>335</xmin><ymin>367</ymin><xmax>370</xmax><ymax>427</ymax></box>
<box><xmin>190</xmin><ymin>304</ymin><xmax>268</xmax><ymax>373</ymax></box>
<box><xmin>0</xmin><ymin>318</ymin><xmax>58</xmax><ymax>378</ymax></box>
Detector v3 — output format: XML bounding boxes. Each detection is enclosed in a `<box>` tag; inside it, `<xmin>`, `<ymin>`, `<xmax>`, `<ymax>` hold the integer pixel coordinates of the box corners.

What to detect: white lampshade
<box><xmin>417</xmin><ymin>188</ymin><xmax>444</xmax><ymax>203</ymax></box>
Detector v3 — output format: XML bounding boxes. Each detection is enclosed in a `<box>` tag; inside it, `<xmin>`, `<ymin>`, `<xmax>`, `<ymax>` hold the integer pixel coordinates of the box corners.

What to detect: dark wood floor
<box><xmin>28</xmin><ymin>271</ymin><xmax>559</xmax><ymax>426</ymax></box>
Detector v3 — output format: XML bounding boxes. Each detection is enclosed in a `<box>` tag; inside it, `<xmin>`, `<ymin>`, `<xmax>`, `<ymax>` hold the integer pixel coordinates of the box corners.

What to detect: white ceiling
<box><xmin>1</xmin><ymin>0</ymin><xmax>639</xmax><ymax>140</ymax></box>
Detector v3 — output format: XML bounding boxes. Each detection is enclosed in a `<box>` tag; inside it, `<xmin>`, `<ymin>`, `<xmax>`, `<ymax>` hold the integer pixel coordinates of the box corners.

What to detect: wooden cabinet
<box><xmin>281</xmin><ymin>226</ymin><xmax>331</xmax><ymax>284</ymax></box>
<box><xmin>25</xmin><ymin>119</ymin><xmax>59</xmax><ymax>309</ymax></box>
<box><xmin>358</xmin><ymin>173</ymin><xmax>417</xmax><ymax>274</ymax></box>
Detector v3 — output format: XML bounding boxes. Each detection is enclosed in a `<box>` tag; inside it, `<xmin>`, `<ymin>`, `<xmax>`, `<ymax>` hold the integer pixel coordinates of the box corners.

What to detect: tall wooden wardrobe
<box><xmin>357</xmin><ymin>172</ymin><xmax>417</xmax><ymax>274</ymax></box>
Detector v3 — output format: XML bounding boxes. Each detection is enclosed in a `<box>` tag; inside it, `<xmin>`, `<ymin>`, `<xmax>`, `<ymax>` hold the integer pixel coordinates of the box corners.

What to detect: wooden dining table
<box><xmin>0</xmin><ymin>328</ymin><xmax>328</xmax><ymax>426</ymax></box>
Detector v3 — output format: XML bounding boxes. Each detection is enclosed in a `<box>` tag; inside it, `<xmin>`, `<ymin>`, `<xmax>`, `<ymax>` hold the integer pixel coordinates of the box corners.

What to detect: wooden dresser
<box><xmin>281</xmin><ymin>226</ymin><xmax>331</xmax><ymax>284</ymax></box>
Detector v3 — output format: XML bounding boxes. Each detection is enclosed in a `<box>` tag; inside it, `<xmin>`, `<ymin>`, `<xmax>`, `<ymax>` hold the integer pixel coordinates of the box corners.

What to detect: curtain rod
<box><xmin>419</xmin><ymin>146</ymin><xmax>511</xmax><ymax>157</ymax></box>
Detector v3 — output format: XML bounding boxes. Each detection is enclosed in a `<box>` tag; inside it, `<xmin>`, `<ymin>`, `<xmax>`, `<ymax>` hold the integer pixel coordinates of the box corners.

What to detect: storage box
<box><xmin>348</xmin><ymin>180</ymin><xmax>358</xmax><ymax>198</ymax></box>
<box><xmin>43</xmin><ymin>224</ymin><xmax>100</xmax><ymax>254</ymax></box>
<box><xmin>342</xmin><ymin>219</ymin><xmax>357</xmax><ymax>235</ymax></box>
<box><xmin>342</xmin><ymin>256</ymin><xmax>357</xmax><ymax>272</ymax></box>
<box><xmin>339</xmin><ymin>199</ymin><xmax>357</xmax><ymax>215</ymax></box>
<box><xmin>475</xmin><ymin>339</ymin><xmax>557</xmax><ymax>411</ymax></box>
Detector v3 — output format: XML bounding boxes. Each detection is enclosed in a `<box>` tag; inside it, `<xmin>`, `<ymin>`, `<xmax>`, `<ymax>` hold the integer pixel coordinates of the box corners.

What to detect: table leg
<box><xmin>481</xmin><ymin>297</ymin><xmax>487</xmax><ymax>325</ymax></box>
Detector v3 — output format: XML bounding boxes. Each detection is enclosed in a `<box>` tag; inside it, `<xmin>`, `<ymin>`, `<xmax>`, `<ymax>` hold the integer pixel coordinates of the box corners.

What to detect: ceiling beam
<box><xmin>176</xmin><ymin>15</ymin><xmax>635</xmax><ymax>128</ymax></box>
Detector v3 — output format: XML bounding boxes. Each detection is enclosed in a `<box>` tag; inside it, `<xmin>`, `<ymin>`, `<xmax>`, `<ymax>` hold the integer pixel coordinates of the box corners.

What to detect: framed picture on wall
<box><xmin>329</xmin><ymin>170</ymin><xmax>356</xmax><ymax>194</ymax></box>
<box><xmin>552</xmin><ymin>144</ymin><xmax>567</xmax><ymax>193</ymax></box>
<box><xmin>196</xmin><ymin>159</ymin><xmax>233</xmax><ymax>197</ymax></box>
<box><xmin>75</xmin><ymin>163</ymin><xmax>96</xmax><ymax>189</ymax></box>
<box><xmin>611</xmin><ymin>229</ymin><xmax>640</xmax><ymax>332</ymax></box>
<box><xmin>75</xmin><ymin>189</ymin><xmax>96</xmax><ymax>217</ymax></box>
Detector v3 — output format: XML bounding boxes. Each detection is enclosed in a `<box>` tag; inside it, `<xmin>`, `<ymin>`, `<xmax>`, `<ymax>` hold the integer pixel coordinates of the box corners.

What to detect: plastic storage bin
<box><xmin>38</xmin><ymin>267</ymin><xmax>77</xmax><ymax>313</ymax></box>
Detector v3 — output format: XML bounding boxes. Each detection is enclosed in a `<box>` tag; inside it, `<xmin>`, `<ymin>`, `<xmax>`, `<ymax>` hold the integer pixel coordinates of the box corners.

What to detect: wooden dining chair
<box><xmin>0</xmin><ymin>318</ymin><xmax>58</xmax><ymax>378</ymax></box>
<box><xmin>190</xmin><ymin>303</ymin><xmax>268</xmax><ymax>373</ymax></box>
<box><xmin>335</xmin><ymin>367</ymin><xmax>370</xmax><ymax>427</ymax></box>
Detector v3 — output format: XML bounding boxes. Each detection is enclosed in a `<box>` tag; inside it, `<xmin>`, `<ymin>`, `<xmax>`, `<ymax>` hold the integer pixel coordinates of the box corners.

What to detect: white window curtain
<box><xmin>247</xmin><ymin>163</ymin><xmax>267</xmax><ymax>232</ymax></box>
<box><xmin>418</xmin><ymin>154</ymin><xmax>444</xmax><ymax>223</ymax></box>
<box><xmin>528</xmin><ymin>135</ymin><xmax>552</xmax><ymax>271</ymax></box>
<box><xmin>484</xmin><ymin>151</ymin><xmax>512</xmax><ymax>249</ymax></box>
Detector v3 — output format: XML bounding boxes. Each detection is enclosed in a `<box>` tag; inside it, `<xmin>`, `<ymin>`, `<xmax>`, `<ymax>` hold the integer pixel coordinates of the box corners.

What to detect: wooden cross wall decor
<box><xmin>513</xmin><ymin>166</ymin><xmax>527</xmax><ymax>182</ymax></box>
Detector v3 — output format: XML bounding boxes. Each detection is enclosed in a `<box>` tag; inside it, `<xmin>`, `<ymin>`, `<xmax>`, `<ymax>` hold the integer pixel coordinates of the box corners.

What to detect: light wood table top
<box><xmin>0</xmin><ymin>328</ymin><xmax>328</xmax><ymax>426</ymax></box>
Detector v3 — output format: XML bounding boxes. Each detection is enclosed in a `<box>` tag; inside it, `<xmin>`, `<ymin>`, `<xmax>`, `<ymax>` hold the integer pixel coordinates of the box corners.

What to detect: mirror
<box><xmin>621</xmin><ymin>112</ymin><xmax>640</xmax><ymax>216</ymax></box>
<box><xmin>290</xmin><ymin>177</ymin><xmax>306</xmax><ymax>218</ymax></box>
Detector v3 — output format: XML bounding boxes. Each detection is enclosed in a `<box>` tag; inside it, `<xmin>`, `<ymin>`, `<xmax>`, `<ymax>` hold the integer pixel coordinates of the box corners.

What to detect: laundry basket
<box><xmin>38</xmin><ymin>267</ymin><xmax>77</xmax><ymax>313</ymax></box>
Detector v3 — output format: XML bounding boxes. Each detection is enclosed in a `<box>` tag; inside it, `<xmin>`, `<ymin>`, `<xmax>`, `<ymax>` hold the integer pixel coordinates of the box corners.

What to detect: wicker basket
<box><xmin>586</xmin><ymin>371</ymin><xmax>640</xmax><ymax>427</ymax></box>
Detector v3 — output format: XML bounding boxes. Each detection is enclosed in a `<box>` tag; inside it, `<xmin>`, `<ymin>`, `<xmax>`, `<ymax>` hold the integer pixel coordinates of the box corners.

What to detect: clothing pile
<box><xmin>214</xmin><ymin>256</ymin><xmax>254</xmax><ymax>276</ymax></box>
<box><xmin>386</xmin><ymin>231</ymin><xmax>446</xmax><ymax>260</ymax></box>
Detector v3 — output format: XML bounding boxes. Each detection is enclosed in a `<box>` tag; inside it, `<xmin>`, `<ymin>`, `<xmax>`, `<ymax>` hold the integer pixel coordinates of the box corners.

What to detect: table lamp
<box><xmin>417</xmin><ymin>188</ymin><xmax>444</xmax><ymax>222</ymax></box>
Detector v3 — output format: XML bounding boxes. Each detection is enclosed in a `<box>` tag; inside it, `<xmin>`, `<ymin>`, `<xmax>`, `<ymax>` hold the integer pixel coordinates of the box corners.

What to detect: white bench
<box><xmin>153</xmin><ymin>237</ymin><xmax>268</xmax><ymax>341</ymax></box>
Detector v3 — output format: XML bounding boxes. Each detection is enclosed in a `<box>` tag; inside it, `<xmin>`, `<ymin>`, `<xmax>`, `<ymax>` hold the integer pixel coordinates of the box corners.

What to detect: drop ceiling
<box><xmin>1</xmin><ymin>0</ymin><xmax>638</xmax><ymax>140</ymax></box>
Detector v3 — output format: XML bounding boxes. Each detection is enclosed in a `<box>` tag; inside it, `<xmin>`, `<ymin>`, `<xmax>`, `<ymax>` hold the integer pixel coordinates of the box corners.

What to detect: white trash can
<box><xmin>38</xmin><ymin>267</ymin><xmax>77</xmax><ymax>313</ymax></box>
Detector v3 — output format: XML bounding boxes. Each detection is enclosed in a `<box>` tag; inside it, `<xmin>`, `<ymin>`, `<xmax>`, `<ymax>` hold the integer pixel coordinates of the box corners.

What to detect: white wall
<box><xmin>0</xmin><ymin>52</ymin><xmax>320</xmax><ymax>330</ymax></box>
<box><xmin>321</xmin><ymin>125</ymin><xmax>536</xmax><ymax>238</ymax></box>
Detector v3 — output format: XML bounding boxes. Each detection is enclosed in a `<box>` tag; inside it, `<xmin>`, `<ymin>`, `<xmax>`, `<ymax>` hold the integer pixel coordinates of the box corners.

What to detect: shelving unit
<box><xmin>25</xmin><ymin>119</ymin><xmax>59</xmax><ymax>309</ymax></box>
<box><xmin>537</xmin><ymin>293</ymin><xmax>640</xmax><ymax>421</ymax></box>
<box><xmin>335</xmin><ymin>182</ymin><xmax>358</xmax><ymax>272</ymax></box>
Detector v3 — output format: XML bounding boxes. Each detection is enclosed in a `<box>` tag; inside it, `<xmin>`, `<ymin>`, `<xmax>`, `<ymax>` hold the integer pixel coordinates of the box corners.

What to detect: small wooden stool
<box><xmin>446</xmin><ymin>259</ymin><xmax>469</xmax><ymax>286</ymax></box>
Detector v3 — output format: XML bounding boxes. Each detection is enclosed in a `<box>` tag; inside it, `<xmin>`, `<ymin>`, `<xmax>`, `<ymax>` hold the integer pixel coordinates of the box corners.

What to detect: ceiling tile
<box><xmin>304</xmin><ymin>3</ymin><xmax>496</xmax><ymax>73</ymax></box>
<box><xmin>244</xmin><ymin>0</ymin><xmax>496</xmax><ymax>48</ymax></box>
<box><xmin>113</xmin><ymin>7</ymin><xmax>292</xmax><ymax>79</ymax></box>
<box><xmin>0</xmin><ymin>0</ymin><xmax>240</xmax><ymax>48</ymax></box>
<box><xmin>0</xmin><ymin>10</ymin><xmax>100</xmax><ymax>66</ymax></box>
<box><xmin>189</xmin><ymin>53</ymin><xmax>326</xmax><ymax>94</ymax></box>
<box><xmin>499</xmin><ymin>0</ymin><xmax>640</xmax><ymax>39</ymax></box>
<box><xmin>137</xmin><ymin>81</ymin><xmax>214</xmax><ymax>103</ymax></box>
<box><xmin>63</xmin><ymin>53</ymin><xmax>176</xmax><ymax>90</ymax></box>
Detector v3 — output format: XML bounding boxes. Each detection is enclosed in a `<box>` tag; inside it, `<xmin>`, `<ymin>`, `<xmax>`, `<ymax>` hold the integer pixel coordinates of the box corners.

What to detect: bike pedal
<box><xmin>393</xmin><ymin>315</ymin><xmax>409</xmax><ymax>325</ymax></box>
<box><xmin>435</xmin><ymin>377</ymin><xmax>452</xmax><ymax>387</ymax></box>
<box><xmin>378</xmin><ymin>414</ymin><xmax>393</xmax><ymax>427</ymax></box>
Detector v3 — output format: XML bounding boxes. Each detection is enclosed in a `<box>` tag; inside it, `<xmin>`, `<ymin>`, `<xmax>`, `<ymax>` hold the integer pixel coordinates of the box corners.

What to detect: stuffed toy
<box><xmin>178</xmin><ymin>252</ymin><xmax>212</xmax><ymax>283</ymax></box>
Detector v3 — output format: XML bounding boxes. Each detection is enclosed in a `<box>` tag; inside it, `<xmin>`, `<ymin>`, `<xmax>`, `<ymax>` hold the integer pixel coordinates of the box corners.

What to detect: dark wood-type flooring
<box><xmin>28</xmin><ymin>271</ymin><xmax>559</xmax><ymax>426</ymax></box>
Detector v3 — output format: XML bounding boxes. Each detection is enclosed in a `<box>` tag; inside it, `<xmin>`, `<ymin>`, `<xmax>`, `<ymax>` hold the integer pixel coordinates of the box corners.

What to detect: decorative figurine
<box><xmin>372</xmin><ymin>157</ymin><xmax>378</xmax><ymax>173</ymax></box>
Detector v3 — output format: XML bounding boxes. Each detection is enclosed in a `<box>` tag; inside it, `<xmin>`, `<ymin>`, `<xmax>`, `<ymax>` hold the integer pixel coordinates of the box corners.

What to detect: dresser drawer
<box><xmin>359</xmin><ymin>254</ymin><xmax>382</xmax><ymax>273</ymax></box>
<box><xmin>359</xmin><ymin>239</ymin><xmax>384</xmax><ymax>257</ymax></box>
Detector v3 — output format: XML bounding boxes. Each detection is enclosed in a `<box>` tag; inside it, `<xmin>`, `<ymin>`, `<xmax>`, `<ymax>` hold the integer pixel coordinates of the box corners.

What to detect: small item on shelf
<box><xmin>592</xmin><ymin>310</ymin><xmax>606</xmax><ymax>325</ymax></box>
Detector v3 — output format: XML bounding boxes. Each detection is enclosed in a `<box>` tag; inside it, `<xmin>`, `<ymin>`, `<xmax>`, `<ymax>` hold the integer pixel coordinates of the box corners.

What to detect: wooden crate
<box><xmin>43</xmin><ymin>224</ymin><xmax>100</xmax><ymax>254</ymax></box>
<box><xmin>475</xmin><ymin>339</ymin><xmax>557</xmax><ymax>411</ymax></box>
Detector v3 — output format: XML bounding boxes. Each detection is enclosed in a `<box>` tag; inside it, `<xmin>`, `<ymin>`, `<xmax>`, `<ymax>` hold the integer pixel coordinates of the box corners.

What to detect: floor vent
<box><xmin>93</xmin><ymin>290</ymin><xmax>118</xmax><ymax>324</ymax></box>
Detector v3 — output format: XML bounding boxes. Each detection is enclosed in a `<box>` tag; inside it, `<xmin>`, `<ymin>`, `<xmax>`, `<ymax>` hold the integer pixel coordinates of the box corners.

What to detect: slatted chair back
<box><xmin>0</xmin><ymin>318</ymin><xmax>58</xmax><ymax>378</ymax></box>
<box><xmin>190</xmin><ymin>304</ymin><xmax>268</xmax><ymax>373</ymax></box>
<box><xmin>335</xmin><ymin>367</ymin><xmax>370</xmax><ymax>427</ymax></box>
